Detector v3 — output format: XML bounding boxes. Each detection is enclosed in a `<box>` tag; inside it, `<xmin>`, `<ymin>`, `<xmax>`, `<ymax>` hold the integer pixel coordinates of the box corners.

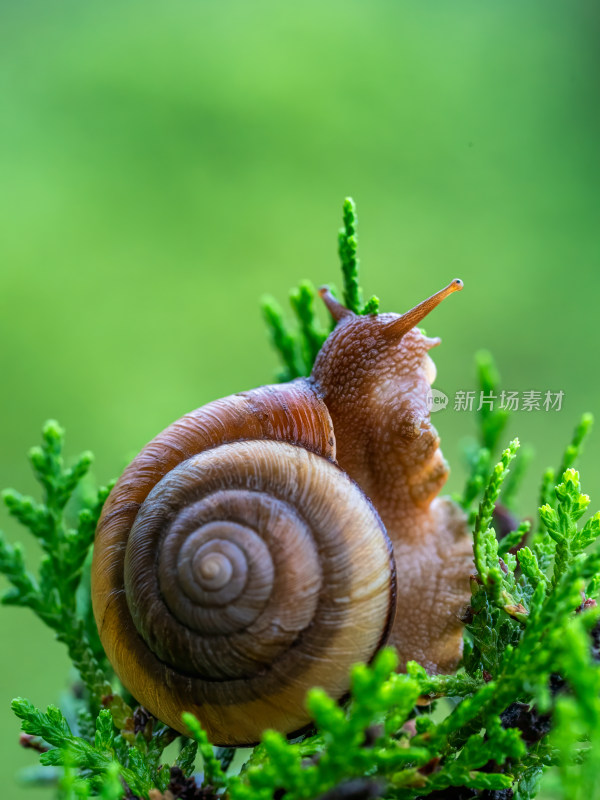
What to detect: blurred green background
<box><xmin>0</xmin><ymin>0</ymin><xmax>598</xmax><ymax>795</ymax></box>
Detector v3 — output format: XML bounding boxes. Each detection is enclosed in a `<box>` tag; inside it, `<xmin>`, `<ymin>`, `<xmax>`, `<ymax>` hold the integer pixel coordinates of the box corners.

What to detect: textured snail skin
<box><xmin>311</xmin><ymin>284</ymin><xmax>472</xmax><ymax>674</ymax></box>
<box><xmin>92</xmin><ymin>383</ymin><xmax>396</xmax><ymax>745</ymax></box>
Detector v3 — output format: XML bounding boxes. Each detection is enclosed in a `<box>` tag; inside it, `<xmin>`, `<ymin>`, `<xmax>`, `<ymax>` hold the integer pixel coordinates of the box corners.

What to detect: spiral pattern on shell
<box><xmin>92</xmin><ymin>384</ymin><xmax>396</xmax><ymax>745</ymax></box>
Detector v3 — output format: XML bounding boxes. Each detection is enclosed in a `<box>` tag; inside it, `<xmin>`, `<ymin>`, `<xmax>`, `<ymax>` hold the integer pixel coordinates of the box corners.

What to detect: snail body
<box><xmin>92</xmin><ymin>279</ymin><xmax>472</xmax><ymax>745</ymax></box>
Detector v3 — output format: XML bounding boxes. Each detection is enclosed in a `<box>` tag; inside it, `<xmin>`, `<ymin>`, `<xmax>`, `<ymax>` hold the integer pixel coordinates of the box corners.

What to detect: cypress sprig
<box><xmin>13</xmin><ymin>702</ymin><xmax>150</xmax><ymax>797</ymax></box>
<box><xmin>475</xmin><ymin>349</ymin><xmax>510</xmax><ymax>455</ymax></box>
<box><xmin>498</xmin><ymin>520</ymin><xmax>531</xmax><ymax>557</ymax></box>
<box><xmin>472</xmin><ymin>438</ymin><xmax>520</xmax><ymax>598</ymax></box>
<box><xmin>460</xmin><ymin>352</ymin><xmax>523</xmax><ymax>515</ymax></box>
<box><xmin>551</xmin><ymin>615</ymin><xmax>600</xmax><ymax>800</ymax></box>
<box><xmin>460</xmin><ymin>351</ymin><xmax>538</xmax><ymax>526</ymax></box>
<box><xmin>338</xmin><ymin>197</ymin><xmax>361</xmax><ymax>314</ymax></box>
<box><xmin>502</xmin><ymin>445</ymin><xmax>534</xmax><ymax>511</ymax></box>
<box><xmin>262</xmin><ymin>198</ymin><xmax>379</xmax><ymax>381</ymax></box>
<box><xmin>182</xmin><ymin>712</ymin><xmax>227</xmax><ymax>788</ymax></box>
<box><xmin>261</xmin><ymin>295</ymin><xmax>304</xmax><ymax>381</ymax></box>
<box><xmin>0</xmin><ymin>422</ymin><xmax>115</xmax><ymax>705</ymax></box>
<box><xmin>536</xmin><ymin>412</ymin><xmax>593</xmax><ymax>534</ymax></box>
<box><xmin>59</xmin><ymin>762</ymin><xmax>124</xmax><ymax>800</ymax></box>
<box><xmin>557</xmin><ymin>412</ymin><xmax>594</xmax><ymax>480</ymax></box>
<box><xmin>175</xmin><ymin>738</ymin><xmax>199</xmax><ymax>778</ymax></box>
<box><xmin>289</xmin><ymin>280</ymin><xmax>329</xmax><ymax>368</ymax></box>
<box><xmin>338</xmin><ymin>197</ymin><xmax>379</xmax><ymax>316</ymax></box>
<box><xmin>539</xmin><ymin>469</ymin><xmax>599</xmax><ymax>588</ymax></box>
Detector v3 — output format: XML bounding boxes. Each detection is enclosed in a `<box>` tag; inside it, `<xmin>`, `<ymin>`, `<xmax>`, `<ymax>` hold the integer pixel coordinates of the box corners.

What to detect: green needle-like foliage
<box><xmin>475</xmin><ymin>350</ymin><xmax>510</xmax><ymax>454</ymax></box>
<box><xmin>336</xmin><ymin>197</ymin><xmax>379</xmax><ymax>316</ymax></box>
<box><xmin>181</xmin><ymin>713</ymin><xmax>227</xmax><ymax>788</ymax></box>
<box><xmin>338</xmin><ymin>196</ymin><xmax>361</xmax><ymax>314</ymax></box>
<box><xmin>12</xmin><ymin>702</ymin><xmax>149</xmax><ymax>796</ymax></box>
<box><xmin>460</xmin><ymin>351</ymin><xmax>520</xmax><ymax>515</ymax></box>
<box><xmin>535</xmin><ymin>413</ymin><xmax>594</xmax><ymax>537</ymax></box>
<box><xmin>262</xmin><ymin>197</ymin><xmax>379</xmax><ymax>380</ymax></box>
<box><xmin>0</xmin><ymin>421</ymin><xmax>117</xmax><ymax>709</ymax></box>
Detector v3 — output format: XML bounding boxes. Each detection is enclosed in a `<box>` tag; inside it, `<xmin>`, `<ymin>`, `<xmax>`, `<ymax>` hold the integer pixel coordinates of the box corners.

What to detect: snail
<box><xmin>92</xmin><ymin>278</ymin><xmax>473</xmax><ymax>746</ymax></box>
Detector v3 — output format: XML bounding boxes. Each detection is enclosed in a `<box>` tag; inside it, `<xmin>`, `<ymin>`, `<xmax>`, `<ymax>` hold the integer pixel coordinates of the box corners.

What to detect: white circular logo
<box><xmin>426</xmin><ymin>388</ymin><xmax>448</xmax><ymax>413</ymax></box>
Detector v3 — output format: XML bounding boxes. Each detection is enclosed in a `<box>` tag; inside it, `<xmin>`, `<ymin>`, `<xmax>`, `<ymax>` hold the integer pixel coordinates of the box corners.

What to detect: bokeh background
<box><xmin>1</xmin><ymin>0</ymin><xmax>598</xmax><ymax>795</ymax></box>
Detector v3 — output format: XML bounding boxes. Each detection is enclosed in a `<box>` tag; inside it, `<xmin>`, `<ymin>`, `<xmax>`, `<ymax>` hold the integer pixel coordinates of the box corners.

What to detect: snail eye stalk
<box><xmin>386</xmin><ymin>278</ymin><xmax>463</xmax><ymax>337</ymax></box>
<box><xmin>319</xmin><ymin>286</ymin><xmax>355</xmax><ymax>322</ymax></box>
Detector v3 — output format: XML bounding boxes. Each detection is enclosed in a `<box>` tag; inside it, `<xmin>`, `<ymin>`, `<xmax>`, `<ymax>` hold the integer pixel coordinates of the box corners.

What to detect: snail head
<box><xmin>312</xmin><ymin>278</ymin><xmax>463</xmax><ymax>400</ymax></box>
<box><xmin>311</xmin><ymin>279</ymin><xmax>463</xmax><ymax>494</ymax></box>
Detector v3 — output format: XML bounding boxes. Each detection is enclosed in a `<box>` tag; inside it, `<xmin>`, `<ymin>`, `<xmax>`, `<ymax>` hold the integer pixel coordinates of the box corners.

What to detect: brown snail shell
<box><xmin>92</xmin><ymin>383</ymin><xmax>396</xmax><ymax>745</ymax></box>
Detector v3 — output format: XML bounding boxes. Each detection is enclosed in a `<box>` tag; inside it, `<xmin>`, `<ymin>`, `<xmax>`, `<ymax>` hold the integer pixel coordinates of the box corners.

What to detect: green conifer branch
<box><xmin>337</xmin><ymin>197</ymin><xmax>379</xmax><ymax>315</ymax></box>
<box><xmin>182</xmin><ymin>713</ymin><xmax>227</xmax><ymax>788</ymax></box>
<box><xmin>475</xmin><ymin>350</ymin><xmax>511</xmax><ymax>454</ymax></box>
<box><xmin>536</xmin><ymin>413</ymin><xmax>594</xmax><ymax>536</ymax></box>
<box><xmin>263</xmin><ymin>198</ymin><xmax>380</xmax><ymax>381</ymax></box>
<box><xmin>338</xmin><ymin>197</ymin><xmax>362</xmax><ymax>314</ymax></box>
<box><xmin>289</xmin><ymin>280</ymin><xmax>328</xmax><ymax>370</ymax></box>
<box><xmin>0</xmin><ymin>422</ymin><xmax>117</xmax><ymax>707</ymax></box>
<box><xmin>261</xmin><ymin>296</ymin><xmax>304</xmax><ymax>381</ymax></box>
<box><xmin>502</xmin><ymin>445</ymin><xmax>534</xmax><ymax>512</ymax></box>
<box><xmin>459</xmin><ymin>352</ymin><xmax>533</xmax><ymax>519</ymax></box>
